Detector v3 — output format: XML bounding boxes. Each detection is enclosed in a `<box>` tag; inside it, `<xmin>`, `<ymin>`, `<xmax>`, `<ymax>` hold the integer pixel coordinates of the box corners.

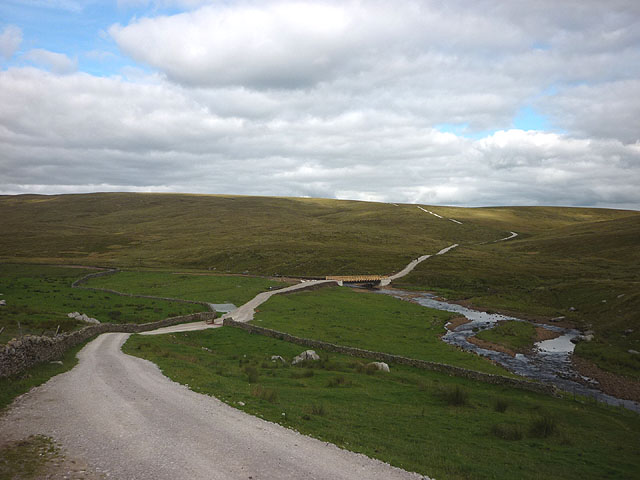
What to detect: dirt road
<box><xmin>0</xmin><ymin>333</ymin><xmax>427</xmax><ymax>480</ymax></box>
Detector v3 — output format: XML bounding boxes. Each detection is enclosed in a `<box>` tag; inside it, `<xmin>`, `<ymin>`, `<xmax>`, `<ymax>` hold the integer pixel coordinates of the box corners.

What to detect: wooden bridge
<box><xmin>325</xmin><ymin>275</ymin><xmax>384</xmax><ymax>286</ymax></box>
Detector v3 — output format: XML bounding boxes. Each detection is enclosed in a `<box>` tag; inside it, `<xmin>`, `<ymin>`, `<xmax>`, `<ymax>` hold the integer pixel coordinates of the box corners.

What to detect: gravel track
<box><xmin>0</xmin><ymin>333</ymin><xmax>428</xmax><ymax>480</ymax></box>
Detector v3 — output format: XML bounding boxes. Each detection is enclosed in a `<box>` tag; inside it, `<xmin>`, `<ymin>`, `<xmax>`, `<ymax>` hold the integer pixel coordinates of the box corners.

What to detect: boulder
<box><xmin>292</xmin><ymin>350</ymin><xmax>320</xmax><ymax>365</ymax></box>
<box><xmin>629</xmin><ymin>349</ymin><xmax>639</xmax><ymax>355</ymax></box>
<box><xmin>0</xmin><ymin>299</ymin><xmax>5</xmax><ymax>306</ymax></box>
<box><xmin>568</xmin><ymin>307</ymin><xmax>577</xmax><ymax>312</ymax></box>
<box><xmin>271</xmin><ymin>355</ymin><xmax>287</xmax><ymax>364</ymax></box>
<box><xmin>624</xmin><ymin>329</ymin><xmax>634</xmax><ymax>335</ymax></box>
<box><xmin>368</xmin><ymin>362</ymin><xmax>390</xmax><ymax>372</ymax></box>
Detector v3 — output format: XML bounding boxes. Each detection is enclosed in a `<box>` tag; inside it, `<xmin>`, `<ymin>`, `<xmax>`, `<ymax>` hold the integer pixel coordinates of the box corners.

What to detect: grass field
<box><xmin>252</xmin><ymin>286</ymin><xmax>511</xmax><ymax>375</ymax></box>
<box><xmin>84</xmin><ymin>270</ymin><xmax>287</xmax><ymax>306</ymax></box>
<box><xmin>474</xmin><ymin>321</ymin><xmax>538</xmax><ymax>353</ymax></box>
<box><xmin>0</xmin><ymin>265</ymin><xmax>204</xmax><ymax>344</ymax></box>
<box><xmin>123</xmin><ymin>328</ymin><xmax>640</xmax><ymax>480</ymax></box>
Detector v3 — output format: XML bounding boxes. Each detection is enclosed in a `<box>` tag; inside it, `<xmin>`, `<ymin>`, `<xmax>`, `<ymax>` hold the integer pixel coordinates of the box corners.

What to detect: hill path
<box><xmin>0</xmin><ymin>333</ymin><xmax>426</xmax><ymax>480</ymax></box>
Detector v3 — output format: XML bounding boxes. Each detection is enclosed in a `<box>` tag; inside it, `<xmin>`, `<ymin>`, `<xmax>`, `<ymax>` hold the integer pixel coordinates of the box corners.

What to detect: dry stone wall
<box><xmin>224</xmin><ymin>319</ymin><xmax>560</xmax><ymax>397</ymax></box>
<box><xmin>0</xmin><ymin>311</ymin><xmax>216</xmax><ymax>378</ymax></box>
<box><xmin>72</xmin><ymin>268</ymin><xmax>214</xmax><ymax>311</ymax></box>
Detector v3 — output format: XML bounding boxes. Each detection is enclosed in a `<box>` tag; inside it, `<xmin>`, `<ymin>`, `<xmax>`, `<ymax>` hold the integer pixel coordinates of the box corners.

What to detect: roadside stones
<box><xmin>271</xmin><ymin>355</ymin><xmax>287</xmax><ymax>364</ymax></box>
<box><xmin>292</xmin><ymin>350</ymin><xmax>320</xmax><ymax>365</ymax></box>
<box><xmin>368</xmin><ymin>362</ymin><xmax>390</xmax><ymax>372</ymax></box>
<box><xmin>571</xmin><ymin>333</ymin><xmax>594</xmax><ymax>344</ymax></box>
<box><xmin>67</xmin><ymin>312</ymin><xmax>100</xmax><ymax>324</ymax></box>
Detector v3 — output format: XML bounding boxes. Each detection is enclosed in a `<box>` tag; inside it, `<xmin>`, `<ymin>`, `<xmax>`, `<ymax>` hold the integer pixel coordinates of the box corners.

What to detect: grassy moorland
<box><xmin>84</xmin><ymin>270</ymin><xmax>287</xmax><ymax>306</ymax></box>
<box><xmin>1</xmin><ymin>193</ymin><xmax>638</xmax><ymax>377</ymax></box>
<box><xmin>252</xmin><ymin>286</ymin><xmax>509</xmax><ymax>375</ymax></box>
<box><xmin>123</xmin><ymin>328</ymin><xmax>640</xmax><ymax>480</ymax></box>
<box><xmin>0</xmin><ymin>265</ymin><xmax>204</xmax><ymax>344</ymax></box>
<box><xmin>396</xmin><ymin>213</ymin><xmax>640</xmax><ymax>380</ymax></box>
<box><xmin>0</xmin><ymin>193</ymin><xmax>505</xmax><ymax>275</ymax></box>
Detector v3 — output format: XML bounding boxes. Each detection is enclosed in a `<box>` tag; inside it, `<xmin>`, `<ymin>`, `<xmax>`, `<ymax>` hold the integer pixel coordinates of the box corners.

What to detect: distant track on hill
<box><xmin>0</xmin><ymin>333</ymin><xmax>427</xmax><ymax>480</ymax></box>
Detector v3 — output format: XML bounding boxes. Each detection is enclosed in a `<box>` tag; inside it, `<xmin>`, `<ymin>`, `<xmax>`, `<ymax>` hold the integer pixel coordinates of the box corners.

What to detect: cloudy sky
<box><xmin>1</xmin><ymin>0</ymin><xmax>639</xmax><ymax>208</ymax></box>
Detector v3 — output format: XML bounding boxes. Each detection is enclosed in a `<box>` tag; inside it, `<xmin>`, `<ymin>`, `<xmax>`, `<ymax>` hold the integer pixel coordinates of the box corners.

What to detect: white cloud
<box><xmin>0</xmin><ymin>25</ymin><xmax>22</xmax><ymax>59</ymax></box>
<box><xmin>24</xmin><ymin>49</ymin><xmax>77</xmax><ymax>74</ymax></box>
<box><xmin>1</xmin><ymin>68</ymin><xmax>639</xmax><ymax>209</ymax></box>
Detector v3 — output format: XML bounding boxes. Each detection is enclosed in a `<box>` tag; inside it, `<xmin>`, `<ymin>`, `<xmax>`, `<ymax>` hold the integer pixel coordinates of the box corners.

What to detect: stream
<box><xmin>376</xmin><ymin>288</ymin><xmax>640</xmax><ymax>413</ymax></box>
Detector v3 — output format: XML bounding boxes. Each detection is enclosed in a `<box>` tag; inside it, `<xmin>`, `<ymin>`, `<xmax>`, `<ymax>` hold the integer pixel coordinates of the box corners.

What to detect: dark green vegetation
<box><xmin>124</xmin><ymin>328</ymin><xmax>640</xmax><ymax>480</ymax></box>
<box><xmin>475</xmin><ymin>320</ymin><xmax>538</xmax><ymax>353</ymax></box>
<box><xmin>1</xmin><ymin>193</ymin><xmax>638</xmax><ymax>377</ymax></box>
<box><xmin>253</xmin><ymin>286</ymin><xmax>509</xmax><ymax>375</ymax></box>
<box><xmin>85</xmin><ymin>270</ymin><xmax>286</xmax><ymax>305</ymax></box>
<box><xmin>0</xmin><ymin>435</ymin><xmax>59</xmax><ymax>480</ymax></box>
<box><xmin>0</xmin><ymin>193</ymin><xmax>507</xmax><ymax>275</ymax></box>
<box><xmin>0</xmin><ymin>339</ymin><xmax>88</xmax><ymax>411</ymax></box>
<box><xmin>0</xmin><ymin>265</ymin><xmax>203</xmax><ymax>344</ymax></box>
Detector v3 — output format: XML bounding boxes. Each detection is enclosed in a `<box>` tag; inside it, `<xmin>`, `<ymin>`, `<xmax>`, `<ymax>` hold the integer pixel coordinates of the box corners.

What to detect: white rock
<box><xmin>291</xmin><ymin>350</ymin><xmax>320</xmax><ymax>365</ymax></box>
<box><xmin>0</xmin><ymin>299</ymin><xmax>5</xmax><ymax>306</ymax></box>
<box><xmin>368</xmin><ymin>362</ymin><xmax>390</xmax><ymax>372</ymax></box>
<box><xmin>271</xmin><ymin>355</ymin><xmax>286</xmax><ymax>363</ymax></box>
<box><xmin>238</xmin><ymin>401</ymin><xmax>245</xmax><ymax>406</ymax></box>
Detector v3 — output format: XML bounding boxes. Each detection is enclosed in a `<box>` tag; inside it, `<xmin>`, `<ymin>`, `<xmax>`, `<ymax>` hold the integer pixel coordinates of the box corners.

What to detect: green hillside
<box><xmin>1</xmin><ymin>192</ymin><xmax>638</xmax><ymax>378</ymax></box>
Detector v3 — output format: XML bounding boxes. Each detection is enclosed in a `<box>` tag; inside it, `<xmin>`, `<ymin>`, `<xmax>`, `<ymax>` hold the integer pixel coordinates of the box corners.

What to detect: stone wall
<box><xmin>223</xmin><ymin>319</ymin><xmax>559</xmax><ymax>397</ymax></box>
<box><xmin>72</xmin><ymin>268</ymin><xmax>214</xmax><ymax>311</ymax></box>
<box><xmin>0</xmin><ymin>311</ymin><xmax>216</xmax><ymax>378</ymax></box>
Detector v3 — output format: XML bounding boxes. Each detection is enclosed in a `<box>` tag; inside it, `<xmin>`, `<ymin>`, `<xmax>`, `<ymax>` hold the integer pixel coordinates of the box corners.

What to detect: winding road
<box><xmin>1</xmin><ymin>241</ymin><xmax>500</xmax><ymax>478</ymax></box>
<box><xmin>0</xmin><ymin>333</ymin><xmax>426</xmax><ymax>479</ymax></box>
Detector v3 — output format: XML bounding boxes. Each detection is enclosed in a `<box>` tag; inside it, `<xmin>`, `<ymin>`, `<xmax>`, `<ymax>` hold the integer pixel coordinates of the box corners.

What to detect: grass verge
<box><xmin>0</xmin><ymin>435</ymin><xmax>60</xmax><ymax>480</ymax></box>
<box><xmin>253</xmin><ymin>286</ymin><xmax>509</xmax><ymax>375</ymax></box>
<box><xmin>123</xmin><ymin>328</ymin><xmax>640</xmax><ymax>480</ymax></box>
<box><xmin>0</xmin><ymin>338</ymin><xmax>89</xmax><ymax>411</ymax></box>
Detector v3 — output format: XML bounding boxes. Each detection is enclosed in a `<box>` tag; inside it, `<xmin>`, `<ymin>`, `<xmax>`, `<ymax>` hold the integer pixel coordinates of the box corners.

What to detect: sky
<box><xmin>1</xmin><ymin>0</ymin><xmax>639</xmax><ymax>208</ymax></box>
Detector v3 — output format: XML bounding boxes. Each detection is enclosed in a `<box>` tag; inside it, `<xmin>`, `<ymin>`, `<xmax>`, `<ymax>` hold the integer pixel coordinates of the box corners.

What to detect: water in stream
<box><xmin>376</xmin><ymin>288</ymin><xmax>640</xmax><ymax>413</ymax></box>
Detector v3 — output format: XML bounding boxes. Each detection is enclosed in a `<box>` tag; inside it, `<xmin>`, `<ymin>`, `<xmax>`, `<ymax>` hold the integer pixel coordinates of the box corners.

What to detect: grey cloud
<box><xmin>2</xmin><ymin>68</ymin><xmax>639</xmax><ymax>208</ymax></box>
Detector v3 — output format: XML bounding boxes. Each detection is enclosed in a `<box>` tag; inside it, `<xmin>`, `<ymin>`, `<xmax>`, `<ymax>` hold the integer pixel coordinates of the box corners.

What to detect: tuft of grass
<box><xmin>494</xmin><ymin>398</ymin><xmax>509</xmax><ymax>413</ymax></box>
<box><xmin>327</xmin><ymin>375</ymin><xmax>351</xmax><ymax>387</ymax></box>
<box><xmin>443</xmin><ymin>385</ymin><xmax>469</xmax><ymax>406</ymax></box>
<box><xmin>250</xmin><ymin>385</ymin><xmax>278</xmax><ymax>403</ymax></box>
<box><xmin>310</xmin><ymin>403</ymin><xmax>326</xmax><ymax>416</ymax></box>
<box><xmin>243</xmin><ymin>365</ymin><xmax>259</xmax><ymax>383</ymax></box>
<box><xmin>491</xmin><ymin>423</ymin><xmax>524</xmax><ymax>441</ymax></box>
<box><xmin>529</xmin><ymin>414</ymin><xmax>557</xmax><ymax>438</ymax></box>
